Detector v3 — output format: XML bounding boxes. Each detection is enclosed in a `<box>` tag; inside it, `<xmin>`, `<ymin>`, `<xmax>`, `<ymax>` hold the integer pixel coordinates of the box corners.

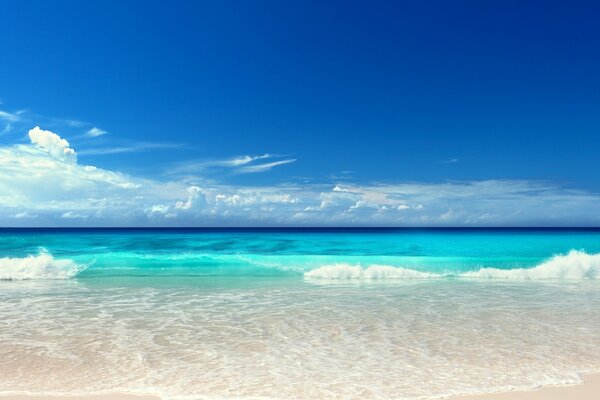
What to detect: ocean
<box><xmin>1</xmin><ymin>228</ymin><xmax>600</xmax><ymax>399</ymax></box>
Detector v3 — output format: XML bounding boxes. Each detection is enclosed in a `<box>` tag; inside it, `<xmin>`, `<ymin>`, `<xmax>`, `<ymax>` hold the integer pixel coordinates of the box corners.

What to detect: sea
<box><xmin>1</xmin><ymin>228</ymin><xmax>600</xmax><ymax>399</ymax></box>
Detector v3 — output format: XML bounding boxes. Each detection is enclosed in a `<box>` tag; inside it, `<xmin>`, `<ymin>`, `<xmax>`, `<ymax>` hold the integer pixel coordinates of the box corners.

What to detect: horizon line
<box><xmin>2</xmin><ymin>226</ymin><xmax>600</xmax><ymax>230</ymax></box>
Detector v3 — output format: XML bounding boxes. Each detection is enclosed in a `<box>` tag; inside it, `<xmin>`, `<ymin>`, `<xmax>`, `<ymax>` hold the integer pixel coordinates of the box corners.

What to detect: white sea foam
<box><xmin>305</xmin><ymin>250</ymin><xmax>600</xmax><ymax>280</ymax></box>
<box><xmin>304</xmin><ymin>263</ymin><xmax>435</xmax><ymax>279</ymax></box>
<box><xmin>462</xmin><ymin>250</ymin><xmax>600</xmax><ymax>279</ymax></box>
<box><xmin>0</xmin><ymin>251</ymin><xmax>84</xmax><ymax>280</ymax></box>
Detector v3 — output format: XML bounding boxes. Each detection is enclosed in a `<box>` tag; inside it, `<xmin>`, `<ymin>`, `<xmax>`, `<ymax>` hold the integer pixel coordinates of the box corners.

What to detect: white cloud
<box><xmin>175</xmin><ymin>186</ymin><xmax>205</xmax><ymax>210</ymax></box>
<box><xmin>61</xmin><ymin>211</ymin><xmax>87</xmax><ymax>219</ymax></box>
<box><xmin>350</xmin><ymin>200</ymin><xmax>368</xmax><ymax>209</ymax></box>
<box><xmin>12</xmin><ymin>211</ymin><xmax>36</xmax><ymax>219</ymax></box>
<box><xmin>78</xmin><ymin>142</ymin><xmax>183</xmax><ymax>155</ymax></box>
<box><xmin>214</xmin><ymin>191</ymin><xmax>297</xmax><ymax>207</ymax></box>
<box><xmin>28</xmin><ymin>126</ymin><xmax>77</xmax><ymax>163</ymax></box>
<box><xmin>146</xmin><ymin>204</ymin><xmax>171</xmax><ymax>216</ymax></box>
<box><xmin>0</xmin><ymin>109</ymin><xmax>22</xmax><ymax>135</ymax></box>
<box><xmin>86</xmin><ymin>127</ymin><xmax>108</xmax><ymax>137</ymax></box>
<box><xmin>169</xmin><ymin>154</ymin><xmax>279</xmax><ymax>174</ymax></box>
<box><xmin>215</xmin><ymin>154</ymin><xmax>272</xmax><ymax>167</ymax></box>
<box><xmin>0</xmin><ymin>110</ymin><xmax>20</xmax><ymax>122</ymax></box>
<box><xmin>236</xmin><ymin>159</ymin><xmax>296</xmax><ymax>174</ymax></box>
<box><xmin>333</xmin><ymin>185</ymin><xmax>350</xmax><ymax>192</ymax></box>
<box><xmin>2</xmin><ymin>126</ymin><xmax>600</xmax><ymax>226</ymax></box>
<box><xmin>318</xmin><ymin>189</ymin><xmax>361</xmax><ymax>210</ymax></box>
<box><xmin>0</xmin><ymin>127</ymin><xmax>154</xmax><ymax>223</ymax></box>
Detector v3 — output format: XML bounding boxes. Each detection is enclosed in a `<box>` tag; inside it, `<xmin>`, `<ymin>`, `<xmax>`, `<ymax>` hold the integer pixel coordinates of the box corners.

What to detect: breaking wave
<box><xmin>3</xmin><ymin>249</ymin><xmax>600</xmax><ymax>282</ymax></box>
<box><xmin>0</xmin><ymin>251</ymin><xmax>86</xmax><ymax>280</ymax></box>
<box><xmin>304</xmin><ymin>250</ymin><xmax>600</xmax><ymax>280</ymax></box>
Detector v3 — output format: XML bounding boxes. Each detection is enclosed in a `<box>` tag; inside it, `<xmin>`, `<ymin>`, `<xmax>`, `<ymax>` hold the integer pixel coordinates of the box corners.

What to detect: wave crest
<box><xmin>304</xmin><ymin>250</ymin><xmax>600</xmax><ymax>280</ymax></box>
<box><xmin>464</xmin><ymin>250</ymin><xmax>600</xmax><ymax>279</ymax></box>
<box><xmin>0</xmin><ymin>251</ymin><xmax>85</xmax><ymax>280</ymax></box>
<box><xmin>304</xmin><ymin>263</ymin><xmax>435</xmax><ymax>279</ymax></box>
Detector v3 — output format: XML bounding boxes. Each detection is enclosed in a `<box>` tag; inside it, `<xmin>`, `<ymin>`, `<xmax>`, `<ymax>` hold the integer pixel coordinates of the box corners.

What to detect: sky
<box><xmin>0</xmin><ymin>0</ymin><xmax>599</xmax><ymax>226</ymax></box>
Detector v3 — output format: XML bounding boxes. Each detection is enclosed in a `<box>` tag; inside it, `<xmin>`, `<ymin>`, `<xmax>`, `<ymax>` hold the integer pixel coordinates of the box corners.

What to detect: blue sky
<box><xmin>0</xmin><ymin>0</ymin><xmax>599</xmax><ymax>226</ymax></box>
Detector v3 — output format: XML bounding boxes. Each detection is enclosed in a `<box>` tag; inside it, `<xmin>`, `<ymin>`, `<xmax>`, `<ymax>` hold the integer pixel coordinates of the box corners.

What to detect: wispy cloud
<box><xmin>214</xmin><ymin>154</ymin><xmax>272</xmax><ymax>167</ymax></box>
<box><xmin>236</xmin><ymin>159</ymin><xmax>296</xmax><ymax>174</ymax></box>
<box><xmin>169</xmin><ymin>154</ymin><xmax>285</xmax><ymax>175</ymax></box>
<box><xmin>1</xmin><ymin>123</ymin><xmax>12</xmax><ymax>135</ymax></box>
<box><xmin>0</xmin><ymin>109</ymin><xmax>23</xmax><ymax>135</ymax></box>
<box><xmin>0</xmin><ymin>110</ymin><xmax>20</xmax><ymax>122</ymax></box>
<box><xmin>0</xmin><ymin>107</ymin><xmax>91</xmax><ymax>136</ymax></box>
<box><xmin>85</xmin><ymin>127</ymin><xmax>108</xmax><ymax>137</ymax></box>
<box><xmin>78</xmin><ymin>142</ymin><xmax>184</xmax><ymax>155</ymax></box>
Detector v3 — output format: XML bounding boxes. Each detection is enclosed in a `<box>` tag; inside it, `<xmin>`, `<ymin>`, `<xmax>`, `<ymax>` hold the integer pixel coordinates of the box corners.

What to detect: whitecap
<box><xmin>304</xmin><ymin>250</ymin><xmax>600</xmax><ymax>280</ymax></box>
<box><xmin>0</xmin><ymin>251</ymin><xmax>85</xmax><ymax>280</ymax></box>
<box><xmin>304</xmin><ymin>263</ymin><xmax>435</xmax><ymax>279</ymax></box>
<box><xmin>463</xmin><ymin>250</ymin><xmax>600</xmax><ymax>280</ymax></box>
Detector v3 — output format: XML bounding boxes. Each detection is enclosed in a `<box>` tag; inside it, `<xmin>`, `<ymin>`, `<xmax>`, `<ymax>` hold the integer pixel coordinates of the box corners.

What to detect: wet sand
<box><xmin>1</xmin><ymin>373</ymin><xmax>599</xmax><ymax>400</ymax></box>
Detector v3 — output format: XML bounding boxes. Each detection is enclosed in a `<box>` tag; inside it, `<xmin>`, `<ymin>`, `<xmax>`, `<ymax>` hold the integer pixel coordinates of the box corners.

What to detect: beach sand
<box><xmin>454</xmin><ymin>373</ymin><xmax>600</xmax><ymax>399</ymax></box>
<box><xmin>0</xmin><ymin>396</ymin><xmax>158</xmax><ymax>400</ymax></box>
<box><xmin>1</xmin><ymin>373</ymin><xmax>599</xmax><ymax>400</ymax></box>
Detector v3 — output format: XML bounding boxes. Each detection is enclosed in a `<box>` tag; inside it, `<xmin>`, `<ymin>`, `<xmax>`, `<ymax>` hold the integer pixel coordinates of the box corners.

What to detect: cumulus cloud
<box><xmin>333</xmin><ymin>185</ymin><xmax>350</xmax><ymax>192</ymax></box>
<box><xmin>175</xmin><ymin>186</ymin><xmax>206</xmax><ymax>210</ymax></box>
<box><xmin>28</xmin><ymin>126</ymin><xmax>77</xmax><ymax>163</ymax></box>
<box><xmin>145</xmin><ymin>204</ymin><xmax>172</xmax><ymax>217</ymax></box>
<box><xmin>0</xmin><ymin>127</ymin><xmax>155</xmax><ymax>224</ymax></box>
<box><xmin>86</xmin><ymin>127</ymin><xmax>108</xmax><ymax>137</ymax></box>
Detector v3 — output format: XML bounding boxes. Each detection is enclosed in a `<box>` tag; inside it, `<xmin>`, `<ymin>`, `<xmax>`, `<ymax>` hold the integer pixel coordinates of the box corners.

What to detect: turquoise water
<box><xmin>2</xmin><ymin>228</ymin><xmax>600</xmax><ymax>280</ymax></box>
<box><xmin>1</xmin><ymin>229</ymin><xmax>600</xmax><ymax>399</ymax></box>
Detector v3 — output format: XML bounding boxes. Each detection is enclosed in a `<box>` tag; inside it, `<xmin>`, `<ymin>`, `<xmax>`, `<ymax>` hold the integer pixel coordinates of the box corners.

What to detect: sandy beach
<box><xmin>1</xmin><ymin>373</ymin><xmax>598</xmax><ymax>400</ymax></box>
<box><xmin>456</xmin><ymin>373</ymin><xmax>600</xmax><ymax>399</ymax></box>
<box><xmin>0</xmin><ymin>396</ymin><xmax>158</xmax><ymax>400</ymax></box>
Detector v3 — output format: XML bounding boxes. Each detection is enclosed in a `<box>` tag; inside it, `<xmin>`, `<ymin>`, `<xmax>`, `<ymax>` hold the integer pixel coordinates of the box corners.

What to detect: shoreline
<box><xmin>1</xmin><ymin>374</ymin><xmax>599</xmax><ymax>400</ymax></box>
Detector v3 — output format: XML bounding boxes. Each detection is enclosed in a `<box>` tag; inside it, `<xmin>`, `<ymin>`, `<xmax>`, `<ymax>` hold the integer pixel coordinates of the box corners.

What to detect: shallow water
<box><xmin>1</xmin><ymin>228</ymin><xmax>600</xmax><ymax>399</ymax></box>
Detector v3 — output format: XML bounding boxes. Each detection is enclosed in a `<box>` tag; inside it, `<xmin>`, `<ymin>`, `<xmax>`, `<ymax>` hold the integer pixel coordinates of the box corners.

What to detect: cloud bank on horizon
<box><xmin>1</xmin><ymin>126</ymin><xmax>599</xmax><ymax>227</ymax></box>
